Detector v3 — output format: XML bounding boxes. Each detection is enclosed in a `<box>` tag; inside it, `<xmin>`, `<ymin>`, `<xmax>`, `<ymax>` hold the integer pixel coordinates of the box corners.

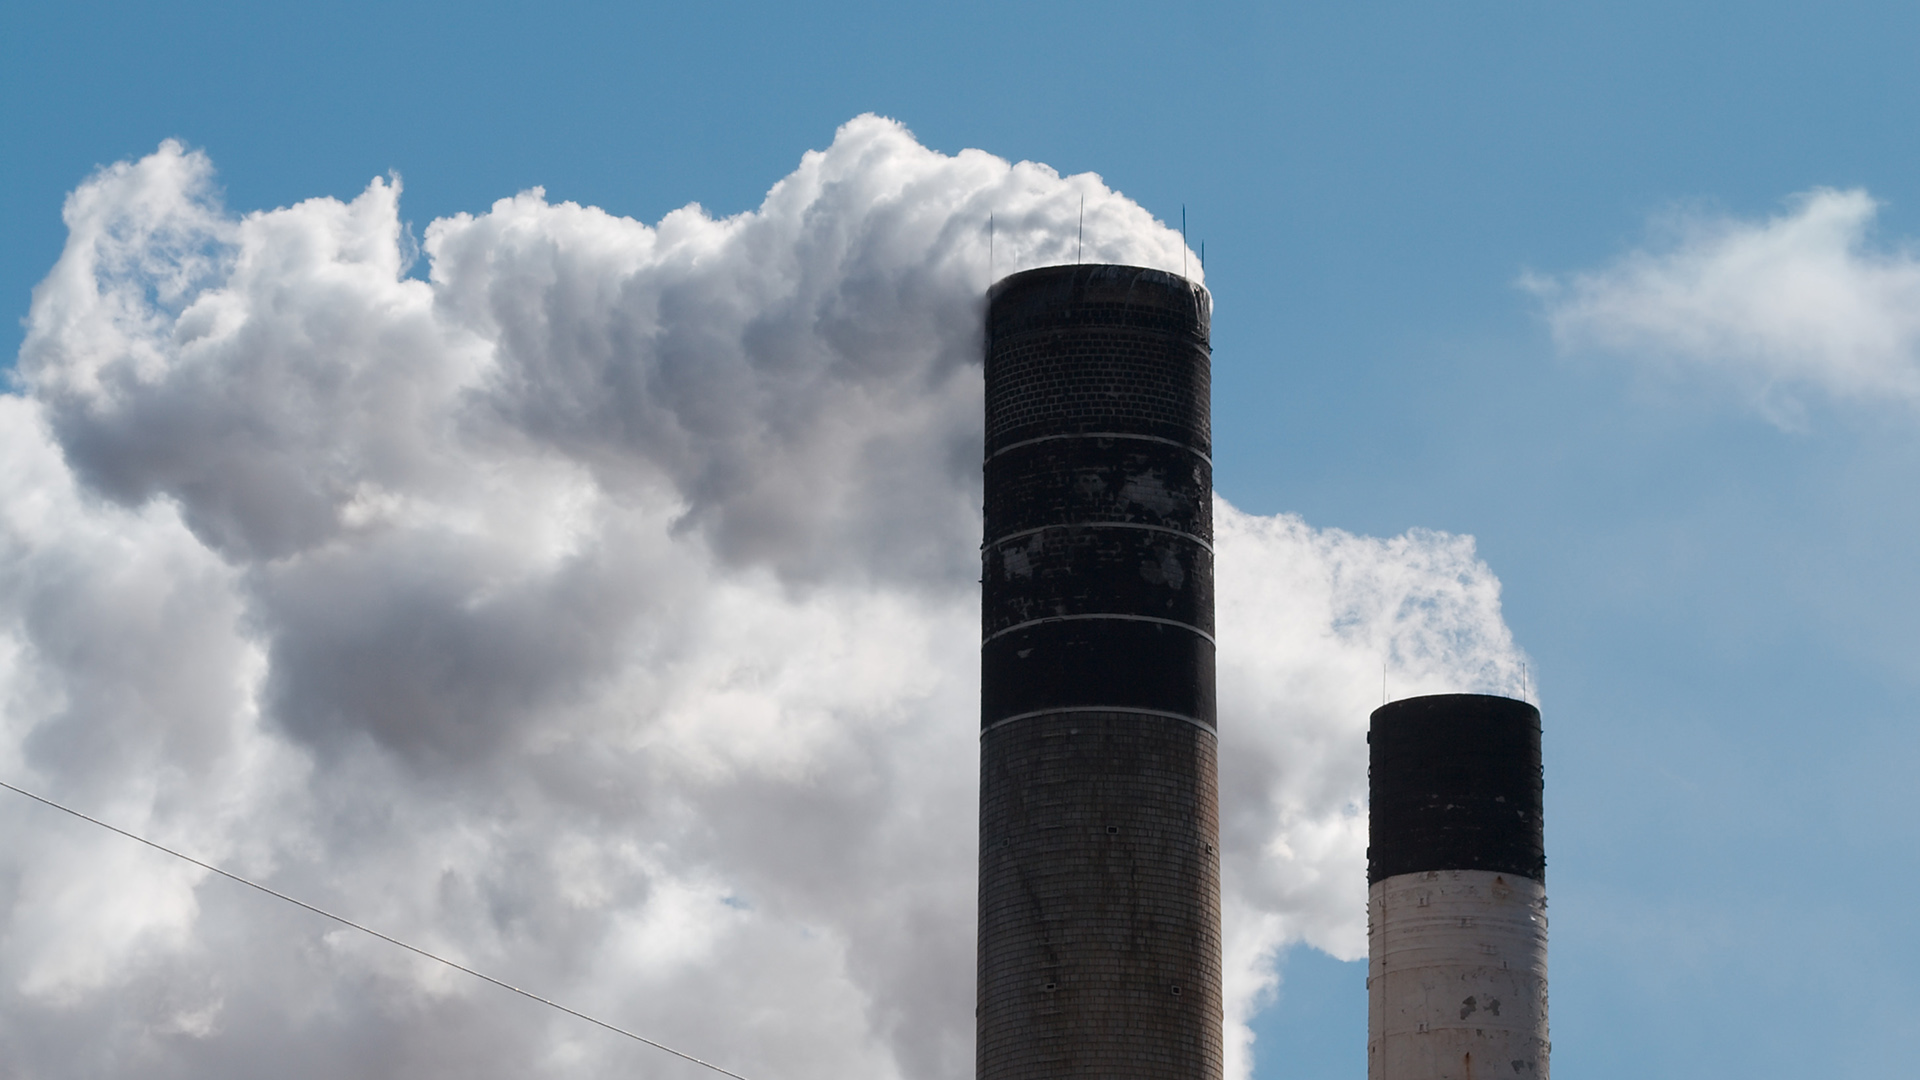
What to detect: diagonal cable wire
<box><xmin>0</xmin><ymin>778</ymin><xmax>753</xmax><ymax>1080</ymax></box>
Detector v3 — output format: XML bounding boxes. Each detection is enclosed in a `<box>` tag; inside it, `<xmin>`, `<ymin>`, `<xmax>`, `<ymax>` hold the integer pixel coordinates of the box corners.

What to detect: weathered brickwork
<box><xmin>981</xmin><ymin>265</ymin><xmax>1216</xmax><ymax>732</ymax></box>
<box><xmin>978</xmin><ymin>712</ymin><xmax>1223</xmax><ymax>1080</ymax></box>
<box><xmin>984</xmin><ymin>329</ymin><xmax>1212</xmax><ymax>450</ymax></box>
<box><xmin>982</xmin><ymin>526</ymin><xmax>1214</xmax><ymax>638</ymax></box>
<box><xmin>980</xmin><ymin>264</ymin><xmax>1221</xmax><ymax>1080</ymax></box>
<box><xmin>984</xmin><ymin>438</ymin><xmax>1211</xmax><ymax>541</ymax></box>
<box><xmin>1368</xmin><ymin>695</ymin><xmax>1544</xmax><ymax>884</ymax></box>
<box><xmin>985</xmin><ymin>266</ymin><xmax>1212</xmax><ymax>453</ymax></box>
<box><xmin>1367</xmin><ymin>870</ymin><xmax>1549</xmax><ymax>1080</ymax></box>
<box><xmin>981</xmin><ymin>619</ymin><xmax>1216</xmax><ymax>727</ymax></box>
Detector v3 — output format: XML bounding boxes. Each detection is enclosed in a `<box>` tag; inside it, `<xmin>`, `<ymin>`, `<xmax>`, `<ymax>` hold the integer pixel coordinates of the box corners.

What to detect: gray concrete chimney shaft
<box><xmin>1368</xmin><ymin>694</ymin><xmax>1548</xmax><ymax>1080</ymax></box>
<box><xmin>978</xmin><ymin>264</ymin><xmax>1222</xmax><ymax>1080</ymax></box>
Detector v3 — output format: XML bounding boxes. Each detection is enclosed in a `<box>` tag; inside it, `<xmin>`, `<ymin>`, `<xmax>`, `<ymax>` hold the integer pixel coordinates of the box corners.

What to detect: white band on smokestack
<box><xmin>1368</xmin><ymin>694</ymin><xmax>1547</xmax><ymax>1080</ymax></box>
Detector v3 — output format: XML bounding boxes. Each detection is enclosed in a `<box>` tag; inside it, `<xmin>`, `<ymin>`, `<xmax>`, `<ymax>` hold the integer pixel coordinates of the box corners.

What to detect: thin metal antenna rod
<box><xmin>0</xmin><ymin>778</ymin><xmax>755</xmax><ymax>1080</ymax></box>
<box><xmin>989</xmin><ymin>213</ymin><xmax>994</xmax><ymax>287</ymax></box>
<box><xmin>1077</xmin><ymin>197</ymin><xmax>1084</xmax><ymax>264</ymax></box>
<box><xmin>1182</xmin><ymin>205</ymin><xmax>1187</xmax><ymax>280</ymax></box>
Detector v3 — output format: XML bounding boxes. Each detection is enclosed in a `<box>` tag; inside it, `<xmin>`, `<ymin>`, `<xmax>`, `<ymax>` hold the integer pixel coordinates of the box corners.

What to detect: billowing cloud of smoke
<box><xmin>1525</xmin><ymin>188</ymin><xmax>1920</xmax><ymax>420</ymax></box>
<box><xmin>0</xmin><ymin>116</ymin><xmax>1525</xmax><ymax>1080</ymax></box>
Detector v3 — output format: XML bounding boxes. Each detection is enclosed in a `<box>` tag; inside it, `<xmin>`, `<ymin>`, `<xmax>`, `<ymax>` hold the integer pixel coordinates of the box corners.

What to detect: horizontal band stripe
<box><xmin>984</xmin><ymin>431</ymin><xmax>1213</xmax><ymax>466</ymax></box>
<box><xmin>982</xmin><ymin>612</ymin><xmax>1215</xmax><ymax>647</ymax></box>
<box><xmin>982</xmin><ymin>520</ymin><xmax>1213</xmax><ymax>553</ymax></box>
<box><xmin>981</xmin><ymin>705</ymin><xmax>1219</xmax><ymax>736</ymax></box>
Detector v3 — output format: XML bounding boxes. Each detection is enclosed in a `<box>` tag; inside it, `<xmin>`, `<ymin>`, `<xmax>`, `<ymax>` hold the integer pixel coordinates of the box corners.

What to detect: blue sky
<box><xmin>6</xmin><ymin>2</ymin><xmax>1920</xmax><ymax>1077</ymax></box>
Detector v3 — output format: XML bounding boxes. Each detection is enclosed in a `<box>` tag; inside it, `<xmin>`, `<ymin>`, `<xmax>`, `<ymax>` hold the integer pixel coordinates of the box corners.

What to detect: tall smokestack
<box><xmin>977</xmin><ymin>264</ymin><xmax>1221</xmax><ymax>1080</ymax></box>
<box><xmin>1368</xmin><ymin>694</ymin><xmax>1548</xmax><ymax>1079</ymax></box>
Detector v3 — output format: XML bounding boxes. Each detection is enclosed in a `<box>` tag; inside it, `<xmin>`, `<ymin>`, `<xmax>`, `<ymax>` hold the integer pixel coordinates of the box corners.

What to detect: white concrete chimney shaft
<box><xmin>1367</xmin><ymin>869</ymin><xmax>1548</xmax><ymax>1080</ymax></box>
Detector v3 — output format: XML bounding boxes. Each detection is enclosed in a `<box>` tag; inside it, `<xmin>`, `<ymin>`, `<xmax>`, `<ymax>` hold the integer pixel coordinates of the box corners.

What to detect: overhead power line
<box><xmin>0</xmin><ymin>778</ymin><xmax>754</xmax><ymax>1080</ymax></box>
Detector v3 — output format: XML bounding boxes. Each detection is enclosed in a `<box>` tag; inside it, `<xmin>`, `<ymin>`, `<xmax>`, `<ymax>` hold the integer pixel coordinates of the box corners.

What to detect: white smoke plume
<box><xmin>0</xmin><ymin>116</ymin><xmax>1525</xmax><ymax>1080</ymax></box>
<box><xmin>1525</xmin><ymin>187</ymin><xmax>1920</xmax><ymax>420</ymax></box>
